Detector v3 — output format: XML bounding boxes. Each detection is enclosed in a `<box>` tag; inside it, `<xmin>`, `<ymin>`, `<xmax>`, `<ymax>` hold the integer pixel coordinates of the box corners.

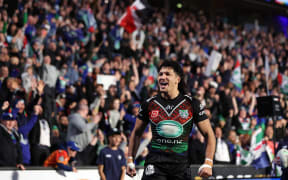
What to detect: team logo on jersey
<box><xmin>145</xmin><ymin>164</ymin><xmax>155</xmax><ymax>176</ymax></box>
<box><xmin>156</xmin><ymin>120</ymin><xmax>183</xmax><ymax>138</ymax></box>
<box><xmin>151</xmin><ymin>110</ymin><xmax>159</xmax><ymax>118</ymax></box>
<box><xmin>179</xmin><ymin>110</ymin><xmax>188</xmax><ymax>118</ymax></box>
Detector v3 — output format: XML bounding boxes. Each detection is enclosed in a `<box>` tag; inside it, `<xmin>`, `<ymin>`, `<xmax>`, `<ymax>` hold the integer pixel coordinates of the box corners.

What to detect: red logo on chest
<box><xmin>151</xmin><ymin>110</ymin><xmax>159</xmax><ymax>118</ymax></box>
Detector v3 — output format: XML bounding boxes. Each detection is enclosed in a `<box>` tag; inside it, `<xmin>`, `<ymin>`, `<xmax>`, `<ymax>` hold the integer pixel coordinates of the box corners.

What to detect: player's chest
<box><xmin>148</xmin><ymin>100</ymin><xmax>193</xmax><ymax>124</ymax></box>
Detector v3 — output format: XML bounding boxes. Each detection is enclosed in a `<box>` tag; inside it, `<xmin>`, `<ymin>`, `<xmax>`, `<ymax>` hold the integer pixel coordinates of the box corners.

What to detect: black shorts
<box><xmin>142</xmin><ymin>162</ymin><xmax>190</xmax><ymax>180</ymax></box>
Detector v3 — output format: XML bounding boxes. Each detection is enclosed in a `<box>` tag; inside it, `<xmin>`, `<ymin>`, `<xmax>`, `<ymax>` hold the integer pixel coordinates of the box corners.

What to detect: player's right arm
<box><xmin>126</xmin><ymin>118</ymin><xmax>149</xmax><ymax>177</ymax></box>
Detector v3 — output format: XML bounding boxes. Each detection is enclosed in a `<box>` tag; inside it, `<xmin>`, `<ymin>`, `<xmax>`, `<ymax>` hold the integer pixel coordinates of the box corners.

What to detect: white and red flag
<box><xmin>118</xmin><ymin>0</ymin><xmax>153</xmax><ymax>33</ymax></box>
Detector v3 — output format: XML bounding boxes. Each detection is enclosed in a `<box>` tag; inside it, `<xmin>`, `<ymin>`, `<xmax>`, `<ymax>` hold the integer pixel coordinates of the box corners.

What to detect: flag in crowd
<box><xmin>265</xmin><ymin>55</ymin><xmax>270</xmax><ymax>95</ymax></box>
<box><xmin>118</xmin><ymin>0</ymin><xmax>153</xmax><ymax>33</ymax></box>
<box><xmin>230</xmin><ymin>60</ymin><xmax>242</xmax><ymax>91</ymax></box>
<box><xmin>77</xmin><ymin>9</ymin><xmax>97</xmax><ymax>33</ymax></box>
<box><xmin>278</xmin><ymin>73</ymin><xmax>288</xmax><ymax>95</ymax></box>
<box><xmin>266</xmin><ymin>140</ymin><xmax>276</xmax><ymax>162</ymax></box>
<box><xmin>204</xmin><ymin>50</ymin><xmax>222</xmax><ymax>77</ymax></box>
<box><xmin>236</xmin><ymin>125</ymin><xmax>273</xmax><ymax>169</ymax></box>
<box><xmin>236</xmin><ymin>145</ymin><xmax>253</xmax><ymax>166</ymax></box>
<box><xmin>250</xmin><ymin>126</ymin><xmax>270</xmax><ymax>169</ymax></box>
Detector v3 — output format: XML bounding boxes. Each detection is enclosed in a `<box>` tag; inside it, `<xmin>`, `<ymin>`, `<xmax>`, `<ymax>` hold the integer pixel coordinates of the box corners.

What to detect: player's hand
<box><xmin>126</xmin><ymin>161</ymin><xmax>136</xmax><ymax>177</ymax></box>
<box><xmin>72</xmin><ymin>167</ymin><xmax>77</xmax><ymax>172</ymax></box>
<box><xmin>198</xmin><ymin>164</ymin><xmax>212</xmax><ymax>178</ymax></box>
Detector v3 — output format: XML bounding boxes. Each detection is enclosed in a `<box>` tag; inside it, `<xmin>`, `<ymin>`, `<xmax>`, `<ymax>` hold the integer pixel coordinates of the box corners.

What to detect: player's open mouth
<box><xmin>159</xmin><ymin>82</ymin><xmax>168</xmax><ymax>89</ymax></box>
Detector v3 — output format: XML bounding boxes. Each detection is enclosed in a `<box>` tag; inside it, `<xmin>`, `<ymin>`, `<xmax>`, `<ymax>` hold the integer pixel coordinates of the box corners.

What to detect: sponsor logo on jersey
<box><xmin>151</xmin><ymin>110</ymin><xmax>159</xmax><ymax>118</ymax></box>
<box><xmin>156</xmin><ymin>120</ymin><xmax>183</xmax><ymax>138</ymax></box>
<box><xmin>179</xmin><ymin>109</ymin><xmax>188</xmax><ymax>118</ymax></box>
<box><xmin>156</xmin><ymin>138</ymin><xmax>183</xmax><ymax>144</ymax></box>
<box><xmin>145</xmin><ymin>164</ymin><xmax>155</xmax><ymax>176</ymax></box>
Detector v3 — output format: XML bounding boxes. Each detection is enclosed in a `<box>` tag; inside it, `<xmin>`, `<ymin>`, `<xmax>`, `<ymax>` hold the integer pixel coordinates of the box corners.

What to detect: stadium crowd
<box><xmin>0</xmin><ymin>0</ymin><xmax>288</xmax><ymax>173</ymax></box>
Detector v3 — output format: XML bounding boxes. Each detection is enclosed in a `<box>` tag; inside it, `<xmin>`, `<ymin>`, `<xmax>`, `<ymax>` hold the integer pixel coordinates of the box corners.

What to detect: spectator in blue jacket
<box><xmin>16</xmin><ymin>100</ymin><xmax>42</xmax><ymax>165</ymax></box>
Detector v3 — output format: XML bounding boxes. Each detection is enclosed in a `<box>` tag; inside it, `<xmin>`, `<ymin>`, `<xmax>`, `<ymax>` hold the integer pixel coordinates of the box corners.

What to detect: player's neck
<box><xmin>109</xmin><ymin>144</ymin><xmax>118</xmax><ymax>150</ymax></box>
<box><xmin>161</xmin><ymin>89</ymin><xmax>180</xmax><ymax>100</ymax></box>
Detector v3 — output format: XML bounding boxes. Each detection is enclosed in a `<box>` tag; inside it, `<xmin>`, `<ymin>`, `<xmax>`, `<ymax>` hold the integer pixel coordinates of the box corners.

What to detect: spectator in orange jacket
<box><xmin>44</xmin><ymin>141</ymin><xmax>79</xmax><ymax>172</ymax></box>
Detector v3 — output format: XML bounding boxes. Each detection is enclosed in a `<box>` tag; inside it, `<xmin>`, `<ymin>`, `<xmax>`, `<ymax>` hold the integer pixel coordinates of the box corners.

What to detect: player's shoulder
<box><xmin>184</xmin><ymin>94</ymin><xmax>198</xmax><ymax>102</ymax></box>
<box><xmin>144</xmin><ymin>95</ymin><xmax>158</xmax><ymax>103</ymax></box>
<box><xmin>184</xmin><ymin>94</ymin><xmax>201</xmax><ymax>105</ymax></box>
<box><xmin>184</xmin><ymin>94</ymin><xmax>193</xmax><ymax>101</ymax></box>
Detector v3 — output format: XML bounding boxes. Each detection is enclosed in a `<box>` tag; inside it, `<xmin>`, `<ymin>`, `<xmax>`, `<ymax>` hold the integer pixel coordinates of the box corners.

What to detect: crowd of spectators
<box><xmin>0</xmin><ymin>0</ymin><xmax>288</xmax><ymax>172</ymax></box>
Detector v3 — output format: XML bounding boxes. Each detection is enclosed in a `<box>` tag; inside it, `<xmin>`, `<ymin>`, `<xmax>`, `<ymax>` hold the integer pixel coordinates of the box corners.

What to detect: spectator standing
<box><xmin>106</xmin><ymin>98</ymin><xmax>125</xmax><ymax>130</ymax></box>
<box><xmin>226</xmin><ymin>130</ymin><xmax>238</xmax><ymax>164</ymax></box>
<box><xmin>0</xmin><ymin>112</ymin><xmax>25</xmax><ymax>170</ymax></box>
<box><xmin>214</xmin><ymin>126</ymin><xmax>231</xmax><ymax>164</ymax></box>
<box><xmin>219</xmin><ymin>86</ymin><xmax>234</xmax><ymax>138</ymax></box>
<box><xmin>29</xmin><ymin>107</ymin><xmax>51</xmax><ymax>166</ymax></box>
<box><xmin>16</xmin><ymin>102</ymin><xmax>42</xmax><ymax>165</ymax></box>
<box><xmin>189</xmin><ymin>130</ymin><xmax>206</xmax><ymax>164</ymax></box>
<box><xmin>97</xmin><ymin>128</ymin><xmax>126</xmax><ymax>180</ymax></box>
<box><xmin>66</xmin><ymin>104</ymin><xmax>101</xmax><ymax>152</ymax></box>
<box><xmin>0</xmin><ymin>77</ymin><xmax>25</xmax><ymax>106</ymax></box>
<box><xmin>40</xmin><ymin>55</ymin><xmax>59</xmax><ymax>122</ymax></box>
<box><xmin>21</xmin><ymin>66</ymin><xmax>39</xmax><ymax>94</ymax></box>
<box><xmin>0</xmin><ymin>65</ymin><xmax>9</xmax><ymax>88</ymax></box>
<box><xmin>55</xmin><ymin>115</ymin><xmax>69</xmax><ymax>145</ymax></box>
<box><xmin>123</xmin><ymin>102</ymin><xmax>152</xmax><ymax>158</ymax></box>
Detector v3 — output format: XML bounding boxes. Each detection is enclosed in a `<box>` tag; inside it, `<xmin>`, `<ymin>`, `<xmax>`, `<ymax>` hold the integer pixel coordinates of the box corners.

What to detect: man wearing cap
<box><xmin>43</xmin><ymin>141</ymin><xmax>79</xmax><ymax>172</ymax></box>
<box><xmin>97</xmin><ymin>128</ymin><xmax>126</xmax><ymax>180</ymax></box>
<box><xmin>0</xmin><ymin>112</ymin><xmax>25</xmax><ymax>170</ymax></box>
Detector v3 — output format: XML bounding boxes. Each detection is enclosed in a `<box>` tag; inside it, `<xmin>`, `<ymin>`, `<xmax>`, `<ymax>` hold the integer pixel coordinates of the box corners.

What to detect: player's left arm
<box><xmin>198</xmin><ymin>119</ymin><xmax>216</xmax><ymax>163</ymax></box>
<box><xmin>197</xmin><ymin>119</ymin><xmax>216</xmax><ymax>178</ymax></box>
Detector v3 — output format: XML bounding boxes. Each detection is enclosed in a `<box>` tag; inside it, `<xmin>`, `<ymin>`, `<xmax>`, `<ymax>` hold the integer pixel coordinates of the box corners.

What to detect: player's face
<box><xmin>158</xmin><ymin>67</ymin><xmax>180</xmax><ymax>95</ymax></box>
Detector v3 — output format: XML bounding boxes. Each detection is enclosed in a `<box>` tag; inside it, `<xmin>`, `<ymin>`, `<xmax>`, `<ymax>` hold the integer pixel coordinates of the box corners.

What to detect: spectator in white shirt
<box><xmin>214</xmin><ymin>126</ymin><xmax>231</xmax><ymax>164</ymax></box>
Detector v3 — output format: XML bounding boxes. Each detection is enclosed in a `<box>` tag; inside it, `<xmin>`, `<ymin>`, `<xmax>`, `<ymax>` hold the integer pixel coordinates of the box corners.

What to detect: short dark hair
<box><xmin>158</xmin><ymin>60</ymin><xmax>187</xmax><ymax>94</ymax></box>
